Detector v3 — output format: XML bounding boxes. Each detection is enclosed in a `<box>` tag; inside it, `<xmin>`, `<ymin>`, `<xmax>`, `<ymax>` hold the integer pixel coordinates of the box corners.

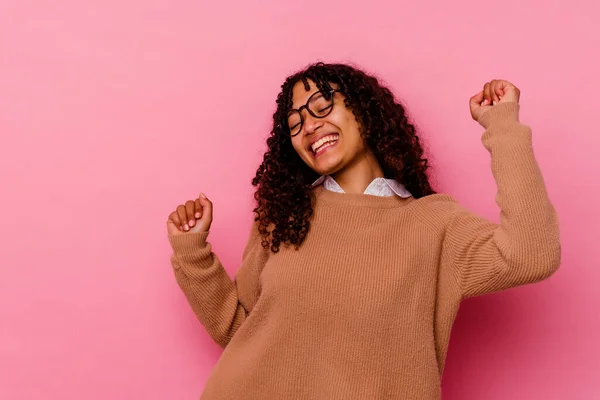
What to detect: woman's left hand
<box><xmin>469</xmin><ymin>79</ymin><xmax>521</xmax><ymax>124</ymax></box>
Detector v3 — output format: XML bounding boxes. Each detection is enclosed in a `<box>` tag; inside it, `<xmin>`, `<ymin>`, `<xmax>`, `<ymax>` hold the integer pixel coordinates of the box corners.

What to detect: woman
<box><xmin>166</xmin><ymin>62</ymin><xmax>560</xmax><ymax>399</ymax></box>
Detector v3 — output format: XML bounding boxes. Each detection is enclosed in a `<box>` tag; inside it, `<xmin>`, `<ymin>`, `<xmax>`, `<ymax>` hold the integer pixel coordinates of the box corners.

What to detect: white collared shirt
<box><xmin>311</xmin><ymin>175</ymin><xmax>412</xmax><ymax>198</ymax></box>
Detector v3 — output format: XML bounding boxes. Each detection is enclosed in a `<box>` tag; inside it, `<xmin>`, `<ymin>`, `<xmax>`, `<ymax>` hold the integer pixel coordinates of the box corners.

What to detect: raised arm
<box><xmin>167</xmin><ymin>193</ymin><xmax>268</xmax><ymax>347</ymax></box>
<box><xmin>443</xmin><ymin>82</ymin><xmax>560</xmax><ymax>298</ymax></box>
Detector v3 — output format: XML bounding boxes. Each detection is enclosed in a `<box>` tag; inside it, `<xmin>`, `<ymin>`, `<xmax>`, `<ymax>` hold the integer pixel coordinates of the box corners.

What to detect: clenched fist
<box><xmin>166</xmin><ymin>192</ymin><xmax>213</xmax><ymax>236</ymax></box>
<box><xmin>469</xmin><ymin>79</ymin><xmax>521</xmax><ymax>125</ymax></box>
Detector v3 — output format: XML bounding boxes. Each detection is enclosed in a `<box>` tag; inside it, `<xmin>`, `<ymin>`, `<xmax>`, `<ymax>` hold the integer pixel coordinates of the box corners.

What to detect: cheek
<box><xmin>333</xmin><ymin>109</ymin><xmax>359</xmax><ymax>133</ymax></box>
<box><xmin>338</xmin><ymin>115</ymin><xmax>367</xmax><ymax>152</ymax></box>
<box><xmin>339</xmin><ymin>115</ymin><xmax>362</xmax><ymax>141</ymax></box>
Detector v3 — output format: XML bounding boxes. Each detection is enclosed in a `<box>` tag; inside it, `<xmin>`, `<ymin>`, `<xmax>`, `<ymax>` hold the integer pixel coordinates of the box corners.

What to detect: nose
<box><xmin>302</xmin><ymin>109</ymin><xmax>322</xmax><ymax>135</ymax></box>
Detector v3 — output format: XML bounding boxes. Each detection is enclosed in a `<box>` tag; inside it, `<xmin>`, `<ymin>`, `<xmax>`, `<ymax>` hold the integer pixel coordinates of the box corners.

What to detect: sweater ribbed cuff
<box><xmin>477</xmin><ymin>102</ymin><xmax>520</xmax><ymax>129</ymax></box>
<box><xmin>168</xmin><ymin>231</ymin><xmax>210</xmax><ymax>255</ymax></box>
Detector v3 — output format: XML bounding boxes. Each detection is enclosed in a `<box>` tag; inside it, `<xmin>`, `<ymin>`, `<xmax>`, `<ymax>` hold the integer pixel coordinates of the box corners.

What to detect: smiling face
<box><xmin>289</xmin><ymin>79</ymin><xmax>371</xmax><ymax>177</ymax></box>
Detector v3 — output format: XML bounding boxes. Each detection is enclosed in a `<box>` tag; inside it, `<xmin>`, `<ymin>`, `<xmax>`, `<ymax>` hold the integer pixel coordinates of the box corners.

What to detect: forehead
<box><xmin>290</xmin><ymin>79</ymin><xmax>338</xmax><ymax>109</ymax></box>
<box><xmin>290</xmin><ymin>80</ymin><xmax>317</xmax><ymax>109</ymax></box>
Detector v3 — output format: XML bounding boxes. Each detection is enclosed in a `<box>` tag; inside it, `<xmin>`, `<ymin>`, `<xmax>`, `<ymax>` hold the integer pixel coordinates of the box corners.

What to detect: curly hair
<box><xmin>251</xmin><ymin>62</ymin><xmax>435</xmax><ymax>253</ymax></box>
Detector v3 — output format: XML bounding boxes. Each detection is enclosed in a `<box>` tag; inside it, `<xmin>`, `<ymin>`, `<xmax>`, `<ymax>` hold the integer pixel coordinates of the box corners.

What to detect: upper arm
<box><xmin>441</xmin><ymin>201</ymin><xmax>560</xmax><ymax>299</ymax></box>
<box><xmin>234</xmin><ymin>220</ymin><xmax>270</xmax><ymax>315</ymax></box>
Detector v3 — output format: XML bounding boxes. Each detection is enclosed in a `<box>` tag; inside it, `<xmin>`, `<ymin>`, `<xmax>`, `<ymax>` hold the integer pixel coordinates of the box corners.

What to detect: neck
<box><xmin>331</xmin><ymin>151</ymin><xmax>384</xmax><ymax>194</ymax></box>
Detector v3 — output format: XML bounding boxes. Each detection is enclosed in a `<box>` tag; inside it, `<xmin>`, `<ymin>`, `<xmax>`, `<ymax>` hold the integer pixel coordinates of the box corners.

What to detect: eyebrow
<box><xmin>291</xmin><ymin>90</ymin><xmax>321</xmax><ymax>111</ymax></box>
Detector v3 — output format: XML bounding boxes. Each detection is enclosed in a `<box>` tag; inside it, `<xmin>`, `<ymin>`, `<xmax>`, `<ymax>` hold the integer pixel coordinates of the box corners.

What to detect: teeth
<box><xmin>311</xmin><ymin>134</ymin><xmax>338</xmax><ymax>153</ymax></box>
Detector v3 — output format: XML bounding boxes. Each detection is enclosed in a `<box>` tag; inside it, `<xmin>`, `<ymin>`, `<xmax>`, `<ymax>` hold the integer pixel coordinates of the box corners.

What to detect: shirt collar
<box><xmin>311</xmin><ymin>175</ymin><xmax>412</xmax><ymax>198</ymax></box>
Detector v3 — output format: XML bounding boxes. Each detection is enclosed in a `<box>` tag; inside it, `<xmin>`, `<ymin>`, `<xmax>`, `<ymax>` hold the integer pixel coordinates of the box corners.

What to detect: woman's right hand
<box><xmin>166</xmin><ymin>193</ymin><xmax>213</xmax><ymax>236</ymax></box>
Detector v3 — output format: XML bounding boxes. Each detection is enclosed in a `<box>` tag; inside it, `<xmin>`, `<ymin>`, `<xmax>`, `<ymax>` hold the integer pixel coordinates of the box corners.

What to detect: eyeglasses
<box><xmin>287</xmin><ymin>89</ymin><xmax>340</xmax><ymax>137</ymax></box>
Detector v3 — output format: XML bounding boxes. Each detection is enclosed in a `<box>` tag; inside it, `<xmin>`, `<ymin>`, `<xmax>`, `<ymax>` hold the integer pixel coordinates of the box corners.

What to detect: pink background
<box><xmin>1</xmin><ymin>0</ymin><xmax>598</xmax><ymax>398</ymax></box>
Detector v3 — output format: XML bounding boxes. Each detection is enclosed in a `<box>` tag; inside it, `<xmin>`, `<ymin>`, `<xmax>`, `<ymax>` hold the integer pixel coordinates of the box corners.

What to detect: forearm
<box><xmin>169</xmin><ymin>232</ymin><xmax>246</xmax><ymax>347</ymax></box>
<box><xmin>479</xmin><ymin>103</ymin><xmax>561</xmax><ymax>281</ymax></box>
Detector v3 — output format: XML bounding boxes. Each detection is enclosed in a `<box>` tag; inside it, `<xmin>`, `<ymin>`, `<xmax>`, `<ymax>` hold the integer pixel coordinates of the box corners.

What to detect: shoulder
<box><xmin>404</xmin><ymin>193</ymin><xmax>463</xmax><ymax>231</ymax></box>
<box><xmin>409</xmin><ymin>192</ymin><xmax>459</xmax><ymax>210</ymax></box>
<box><xmin>242</xmin><ymin>219</ymin><xmax>271</xmax><ymax>257</ymax></box>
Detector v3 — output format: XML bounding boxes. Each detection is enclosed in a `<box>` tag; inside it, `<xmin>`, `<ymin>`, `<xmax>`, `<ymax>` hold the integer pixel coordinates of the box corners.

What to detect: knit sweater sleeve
<box><xmin>168</xmin><ymin>221</ymin><xmax>268</xmax><ymax>347</ymax></box>
<box><xmin>440</xmin><ymin>102</ymin><xmax>561</xmax><ymax>298</ymax></box>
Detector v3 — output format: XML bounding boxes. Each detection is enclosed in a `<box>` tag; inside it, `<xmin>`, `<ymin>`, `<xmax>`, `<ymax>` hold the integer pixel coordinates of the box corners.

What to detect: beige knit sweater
<box><xmin>168</xmin><ymin>102</ymin><xmax>561</xmax><ymax>399</ymax></box>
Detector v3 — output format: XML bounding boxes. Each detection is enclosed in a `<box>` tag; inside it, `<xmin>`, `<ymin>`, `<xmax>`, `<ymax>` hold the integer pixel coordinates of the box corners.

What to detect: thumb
<box><xmin>187</xmin><ymin>192</ymin><xmax>214</xmax><ymax>233</ymax></box>
<box><xmin>197</xmin><ymin>192</ymin><xmax>213</xmax><ymax>226</ymax></box>
<box><xmin>470</xmin><ymin>90</ymin><xmax>484</xmax><ymax>105</ymax></box>
<box><xmin>469</xmin><ymin>90</ymin><xmax>486</xmax><ymax>119</ymax></box>
<box><xmin>497</xmin><ymin>83</ymin><xmax>520</xmax><ymax>104</ymax></box>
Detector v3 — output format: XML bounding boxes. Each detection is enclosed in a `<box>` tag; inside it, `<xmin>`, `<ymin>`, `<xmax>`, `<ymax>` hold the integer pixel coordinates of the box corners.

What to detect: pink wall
<box><xmin>1</xmin><ymin>0</ymin><xmax>598</xmax><ymax>398</ymax></box>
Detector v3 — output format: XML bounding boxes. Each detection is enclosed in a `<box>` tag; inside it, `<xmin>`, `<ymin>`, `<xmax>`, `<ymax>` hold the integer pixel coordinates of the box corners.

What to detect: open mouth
<box><xmin>310</xmin><ymin>134</ymin><xmax>339</xmax><ymax>157</ymax></box>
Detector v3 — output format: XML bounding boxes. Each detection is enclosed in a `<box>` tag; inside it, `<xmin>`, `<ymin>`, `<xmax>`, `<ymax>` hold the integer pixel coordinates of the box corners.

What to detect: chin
<box><xmin>311</xmin><ymin>161</ymin><xmax>344</xmax><ymax>176</ymax></box>
<box><xmin>311</xmin><ymin>153</ymin><xmax>346</xmax><ymax>175</ymax></box>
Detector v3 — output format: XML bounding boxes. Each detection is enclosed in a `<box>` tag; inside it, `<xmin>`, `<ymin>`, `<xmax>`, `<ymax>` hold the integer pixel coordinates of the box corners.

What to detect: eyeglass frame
<box><xmin>287</xmin><ymin>88</ymin><xmax>341</xmax><ymax>137</ymax></box>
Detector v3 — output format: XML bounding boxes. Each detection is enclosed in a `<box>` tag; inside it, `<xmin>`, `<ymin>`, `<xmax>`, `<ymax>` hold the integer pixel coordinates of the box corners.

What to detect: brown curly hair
<box><xmin>251</xmin><ymin>62</ymin><xmax>435</xmax><ymax>253</ymax></box>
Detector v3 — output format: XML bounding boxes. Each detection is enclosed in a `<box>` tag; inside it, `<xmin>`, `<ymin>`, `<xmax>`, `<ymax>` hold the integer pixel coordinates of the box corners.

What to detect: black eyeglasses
<box><xmin>287</xmin><ymin>89</ymin><xmax>340</xmax><ymax>137</ymax></box>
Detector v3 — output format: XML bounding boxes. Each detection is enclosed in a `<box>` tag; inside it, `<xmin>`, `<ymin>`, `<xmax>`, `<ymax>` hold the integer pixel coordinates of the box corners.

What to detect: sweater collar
<box><xmin>311</xmin><ymin>175</ymin><xmax>412</xmax><ymax>198</ymax></box>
